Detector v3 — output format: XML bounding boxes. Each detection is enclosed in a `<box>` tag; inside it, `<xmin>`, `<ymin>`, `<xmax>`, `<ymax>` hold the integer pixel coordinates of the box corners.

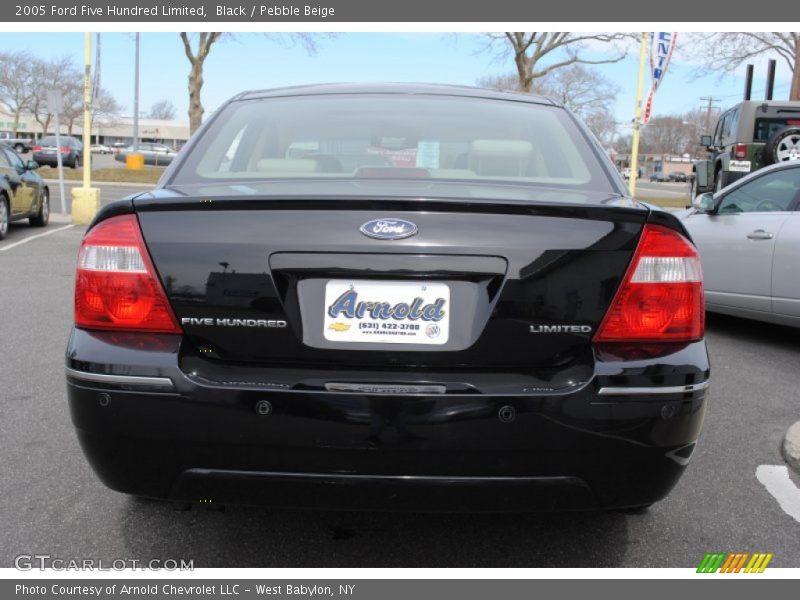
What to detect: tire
<box><xmin>13</xmin><ymin>143</ymin><xmax>25</xmax><ymax>154</ymax></box>
<box><xmin>29</xmin><ymin>188</ymin><xmax>49</xmax><ymax>227</ymax></box>
<box><xmin>0</xmin><ymin>195</ymin><xmax>9</xmax><ymax>240</ymax></box>
<box><xmin>764</xmin><ymin>126</ymin><xmax>800</xmax><ymax>164</ymax></box>
<box><xmin>70</xmin><ymin>155</ymin><xmax>79</xmax><ymax>169</ymax></box>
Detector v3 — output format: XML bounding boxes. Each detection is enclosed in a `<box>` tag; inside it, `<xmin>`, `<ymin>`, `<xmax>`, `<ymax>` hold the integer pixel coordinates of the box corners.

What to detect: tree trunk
<box><xmin>12</xmin><ymin>108</ymin><xmax>21</xmax><ymax>136</ymax></box>
<box><xmin>181</xmin><ymin>33</ymin><xmax>221</xmax><ymax>135</ymax></box>
<box><xmin>188</xmin><ymin>61</ymin><xmax>204</xmax><ymax>134</ymax></box>
<box><xmin>792</xmin><ymin>49</ymin><xmax>800</xmax><ymax>101</ymax></box>
<box><xmin>514</xmin><ymin>52</ymin><xmax>533</xmax><ymax>92</ymax></box>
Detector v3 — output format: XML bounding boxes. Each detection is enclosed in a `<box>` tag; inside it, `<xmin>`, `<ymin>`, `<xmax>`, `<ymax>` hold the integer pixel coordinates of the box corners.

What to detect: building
<box><xmin>0</xmin><ymin>109</ymin><xmax>190</xmax><ymax>149</ymax></box>
<box><xmin>614</xmin><ymin>153</ymin><xmax>694</xmax><ymax>178</ymax></box>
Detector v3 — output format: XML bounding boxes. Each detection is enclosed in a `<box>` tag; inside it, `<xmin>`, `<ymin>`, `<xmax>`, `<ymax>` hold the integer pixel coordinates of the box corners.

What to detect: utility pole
<box><xmin>700</xmin><ymin>96</ymin><xmax>720</xmax><ymax>135</ymax></box>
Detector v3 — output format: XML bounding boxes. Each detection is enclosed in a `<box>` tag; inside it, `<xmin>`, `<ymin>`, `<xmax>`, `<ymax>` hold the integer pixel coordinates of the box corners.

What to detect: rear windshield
<box><xmin>754</xmin><ymin>115</ymin><xmax>800</xmax><ymax>142</ymax></box>
<box><xmin>39</xmin><ymin>136</ymin><xmax>76</xmax><ymax>146</ymax></box>
<box><xmin>172</xmin><ymin>94</ymin><xmax>613</xmax><ymax>192</ymax></box>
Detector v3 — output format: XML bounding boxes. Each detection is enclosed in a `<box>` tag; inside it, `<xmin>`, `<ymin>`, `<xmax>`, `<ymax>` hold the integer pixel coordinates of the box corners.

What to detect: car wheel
<box><xmin>765</xmin><ymin>126</ymin><xmax>800</xmax><ymax>164</ymax></box>
<box><xmin>0</xmin><ymin>195</ymin><xmax>9</xmax><ymax>240</ymax></box>
<box><xmin>29</xmin><ymin>188</ymin><xmax>49</xmax><ymax>227</ymax></box>
<box><xmin>13</xmin><ymin>143</ymin><xmax>25</xmax><ymax>154</ymax></box>
<box><xmin>71</xmin><ymin>155</ymin><xmax>80</xmax><ymax>169</ymax></box>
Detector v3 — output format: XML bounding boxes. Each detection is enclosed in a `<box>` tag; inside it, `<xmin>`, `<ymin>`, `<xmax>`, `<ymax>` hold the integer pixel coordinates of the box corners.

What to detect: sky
<box><xmin>1</xmin><ymin>32</ymin><xmax>795</xmax><ymax>135</ymax></box>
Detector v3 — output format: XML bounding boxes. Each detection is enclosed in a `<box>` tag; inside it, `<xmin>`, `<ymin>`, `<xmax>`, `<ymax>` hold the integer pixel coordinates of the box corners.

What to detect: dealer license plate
<box><xmin>729</xmin><ymin>160</ymin><xmax>751</xmax><ymax>172</ymax></box>
<box><xmin>323</xmin><ymin>280</ymin><xmax>450</xmax><ymax>345</ymax></box>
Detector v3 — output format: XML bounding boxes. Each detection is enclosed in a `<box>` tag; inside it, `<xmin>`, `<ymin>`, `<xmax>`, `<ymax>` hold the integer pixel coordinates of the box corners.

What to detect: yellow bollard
<box><xmin>126</xmin><ymin>153</ymin><xmax>145</xmax><ymax>170</ymax></box>
<box><xmin>71</xmin><ymin>187</ymin><xmax>101</xmax><ymax>225</ymax></box>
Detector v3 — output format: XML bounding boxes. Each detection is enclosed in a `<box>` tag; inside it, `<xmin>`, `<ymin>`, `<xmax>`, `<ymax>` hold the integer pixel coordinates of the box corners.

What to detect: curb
<box><xmin>782</xmin><ymin>421</ymin><xmax>800</xmax><ymax>475</ymax></box>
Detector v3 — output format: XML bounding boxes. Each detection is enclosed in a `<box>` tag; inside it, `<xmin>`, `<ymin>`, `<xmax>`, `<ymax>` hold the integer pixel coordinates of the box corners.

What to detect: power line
<box><xmin>700</xmin><ymin>96</ymin><xmax>721</xmax><ymax>135</ymax></box>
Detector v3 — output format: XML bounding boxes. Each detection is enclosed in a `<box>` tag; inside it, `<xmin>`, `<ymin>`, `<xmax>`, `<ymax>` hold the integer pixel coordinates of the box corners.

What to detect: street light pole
<box><xmin>133</xmin><ymin>32</ymin><xmax>139</xmax><ymax>152</ymax></box>
<box><xmin>71</xmin><ymin>31</ymin><xmax>101</xmax><ymax>224</ymax></box>
<box><xmin>628</xmin><ymin>32</ymin><xmax>649</xmax><ymax>198</ymax></box>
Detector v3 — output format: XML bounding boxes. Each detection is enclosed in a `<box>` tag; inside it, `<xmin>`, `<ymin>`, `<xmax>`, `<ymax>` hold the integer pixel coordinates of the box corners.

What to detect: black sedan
<box><xmin>0</xmin><ymin>143</ymin><xmax>49</xmax><ymax>239</ymax></box>
<box><xmin>32</xmin><ymin>135</ymin><xmax>83</xmax><ymax>169</ymax></box>
<box><xmin>66</xmin><ymin>84</ymin><xmax>709</xmax><ymax>512</ymax></box>
<box><xmin>669</xmin><ymin>172</ymin><xmax>688</xmax><ymax>183</ymax></box>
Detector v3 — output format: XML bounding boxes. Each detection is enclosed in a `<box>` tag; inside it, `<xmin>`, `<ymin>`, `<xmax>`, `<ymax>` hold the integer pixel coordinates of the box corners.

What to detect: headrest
<box><xmin>470</xmin><ymin>140</ymin><xmax>533</xmax><ymax>159</ymax></box>
<box><xmin>256</xmin><ymin>159</ymin><xmax>318</xmax><ymax>173</ymax></box>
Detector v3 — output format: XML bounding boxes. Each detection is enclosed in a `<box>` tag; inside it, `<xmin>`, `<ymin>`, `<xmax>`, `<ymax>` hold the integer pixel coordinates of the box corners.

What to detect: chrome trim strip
<box><xmin>597</xmin><ymin>380</ymin><xmax>710</xmax><ymax>396</ymax></box>
<box><xmin>65</xmin><ymin>367</ymin><xmax>174</xmax><ymax>388</ymax></box>
<box><xmin>325</xmin><ymin>382</ymin><xmax>448</xmax><ymax>394</ymax></box>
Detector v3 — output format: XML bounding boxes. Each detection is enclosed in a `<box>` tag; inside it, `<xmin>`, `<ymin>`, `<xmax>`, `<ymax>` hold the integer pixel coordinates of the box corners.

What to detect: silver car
<box><xmin>680</xmin><ymin>161</ymin><xmax>800</xmax><ymax>327</ymax></box>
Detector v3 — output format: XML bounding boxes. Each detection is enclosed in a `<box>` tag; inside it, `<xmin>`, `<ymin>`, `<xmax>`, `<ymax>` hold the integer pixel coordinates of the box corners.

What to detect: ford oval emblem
<box><xmin>359</xmin><ymin>218</ymin><xmax>418</xmax><ymax>240</ymax></box>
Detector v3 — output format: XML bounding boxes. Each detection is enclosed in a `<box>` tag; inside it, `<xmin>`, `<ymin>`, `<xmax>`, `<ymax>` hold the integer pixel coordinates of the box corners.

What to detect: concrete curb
<box><xmin>782</xmin><ymin>421</ymin><xmax>800</xmax><ymax>475</ymax></box>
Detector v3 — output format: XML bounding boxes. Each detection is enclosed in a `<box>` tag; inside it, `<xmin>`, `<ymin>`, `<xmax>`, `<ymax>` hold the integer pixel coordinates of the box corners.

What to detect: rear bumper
<box><xmin>66</xmin><ymin>328</ymin><xmax>709</xmax><ymax>511</ymax></box>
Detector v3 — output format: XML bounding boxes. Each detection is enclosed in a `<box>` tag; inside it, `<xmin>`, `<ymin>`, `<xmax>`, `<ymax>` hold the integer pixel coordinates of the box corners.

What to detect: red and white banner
<box><xmin>643</xmin><ymin>32</ymin><xmax>677</xmax><ymax>124</ymax></box>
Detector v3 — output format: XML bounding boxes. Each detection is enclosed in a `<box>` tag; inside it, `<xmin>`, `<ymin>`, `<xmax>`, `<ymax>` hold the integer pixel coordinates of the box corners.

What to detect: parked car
<box><xmin>90</xmin><ymin>144</ymin><xmax>112</xmax><ymax>154</ymax></box>
<box><xmin>32</xmin><ymin>135</ymin><xmax>83</xmax><ymax>169</ymax></box>
<box><xmin>0</xmin><ymin>143</ymin><xmax>49</xmax><ymax>239</ymax></box>
<box><xmin>111</xmin><ymin>142</ymin><xmax>128</xmax><ymax>154</ymax></box>
<box><xmin>66</xmin><ymin>84</ymin><xmax>709</xmax><ymax>512</ymax></box>
<box><xmin>681</xmin><ymin>161</ymin><xmax>800</xmax><ymax>326</ymax></box>
<box><xmin>693</xmin><ymin>100</ymin><xmax>800</xmax><ymax>198</ymax></box>
<box><xmin>113</xmin><ymin>143</ymin><xmax>177</xmax><ymax>166</ymax></box>
<box><xmin>668</xmin><ymin>172</ymin><xmax>688</xmax><ymax>183</ymax></box>
<box><xmin>0</xmin><ymin>131</ymin><xmax>34</xmax><ymax>154</ymax></box>
<box><xmin>649</xmin><ymin>172</ymin><xmax>669</xmax><ymax>182</ymax></box>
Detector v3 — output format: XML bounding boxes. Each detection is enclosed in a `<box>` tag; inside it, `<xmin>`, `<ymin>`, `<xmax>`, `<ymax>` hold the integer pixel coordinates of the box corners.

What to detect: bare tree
<box><xmin>179</xmin><ymin>32</ymin><xmax>222</xmax><ymax>134</ymax></box>
<box><xmin>149</xmin><ymin>99</ymin><xmax>177</xmax><ymax>120</ymax></box>
<box><xmin>29</xmin><ymin>56</ymin><xmax>79</xmax><ymax>137</ymax></box>
<box><xmin>61</xmin><ymin>84</ymin><xmax>120</xmax><ymax>136</ymax></box>
<box><xmin>689</xmin><ymin>33</ymin><xmax>800</xmax><ymax>100</ymax></box>
<box><xmin>478</xmin><ymin>64</ymin><xmax>620</xmax><ymax>145</ymax></box>
<box><xmin>483</xmin><ymin>33</ymin><xmax>630</xmax><ymax>92</ymax></box>
<box><xmin>584</xmin><ymin>109</ymin><xmax>618</xmax><ymax>148</ymax></box>
<box><xmin>640</xmin><ymin>116</ymin><xmax>693</xmax><ymax>155</ymax></box>
<box><xmin>0</xmin><ymin>51</ymin><xmax>36</xmax><ymax>135</ymax></box>
<box><xmin>179</xmin><ymin>33</ymin><xmax>326</xmax><ymax>134</ymax></box>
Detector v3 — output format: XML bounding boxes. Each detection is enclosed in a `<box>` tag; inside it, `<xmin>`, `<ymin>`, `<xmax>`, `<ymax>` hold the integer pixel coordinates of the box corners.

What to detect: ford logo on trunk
<box><xmin>359</xmin><ymin>218</ymin><xmax>418</xmax><ymax>240</ymax></box>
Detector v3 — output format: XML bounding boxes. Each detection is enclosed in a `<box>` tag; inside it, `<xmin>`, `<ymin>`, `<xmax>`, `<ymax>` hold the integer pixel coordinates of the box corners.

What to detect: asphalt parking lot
<box><xmin>1</xmin><ymin>181</ymin><xmax>797</xmax><ymax>568</ymax></box>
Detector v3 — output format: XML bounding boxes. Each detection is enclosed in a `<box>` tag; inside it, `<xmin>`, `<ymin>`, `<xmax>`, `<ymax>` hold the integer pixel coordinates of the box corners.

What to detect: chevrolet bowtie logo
<box><xmin>328</xmin><ymin>322</ymin><xmax>351</xmax><ymax>332</ymax></box>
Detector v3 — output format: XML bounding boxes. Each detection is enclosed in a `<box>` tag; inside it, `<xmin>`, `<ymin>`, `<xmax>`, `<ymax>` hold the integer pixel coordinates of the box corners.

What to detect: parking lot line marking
<box><xmin>0</xmin><ymin>224</ymin><xmax>74</xmax><ymax>252</ymax></box>
<box><xmin>756</xmin><ymin>465</ymin><xmax>800</xmax><ymax>523</ymax></box>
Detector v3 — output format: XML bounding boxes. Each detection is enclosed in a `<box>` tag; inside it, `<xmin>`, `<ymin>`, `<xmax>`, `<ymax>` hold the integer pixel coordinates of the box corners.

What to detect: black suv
<box><xmin>693</xmin><ymin>100</ymin><xmax>800</xmax><ymax>197</ymax></box>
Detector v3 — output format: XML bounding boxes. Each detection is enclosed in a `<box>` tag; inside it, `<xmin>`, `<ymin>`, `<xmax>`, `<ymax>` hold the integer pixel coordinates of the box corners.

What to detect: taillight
<box><xmin>61</xmin><ymin>146</ymin><xmax>71</xmax><ymax>154</ymax></box>
<box><xmin>734</xmin><ymin>143</ymin><xmax>747</xmax><ymax>159</ymax></box>
<box><xmin>74</xmin><ymin>214</ymin><xmax>181</xmax><ymax>333</ymax></box>
<box><xmin>32</xmin><ymin>145</ymin><xmax>41</xmax><ymax>152</ymax></box>
<box><xmin>594</xmin><ymin>224</ymin><xmax>704</xmax><ymax>342</ymax></box>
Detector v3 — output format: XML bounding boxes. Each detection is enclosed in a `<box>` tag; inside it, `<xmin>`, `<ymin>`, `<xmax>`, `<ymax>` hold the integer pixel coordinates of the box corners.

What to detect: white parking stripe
<box><xmin>0</xmin><ymin>224</ymin><xmax>74</xmax><ymax>252</ymax></box>
<box><xmin>756</xmin><ymin>465</ymin><xmax>800</xmax><ymax>523</ymax></box>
